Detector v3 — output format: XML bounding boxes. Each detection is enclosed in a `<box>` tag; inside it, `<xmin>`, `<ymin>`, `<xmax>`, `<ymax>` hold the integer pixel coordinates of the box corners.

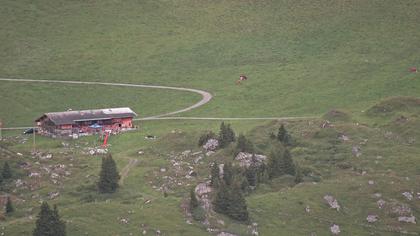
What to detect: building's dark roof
<box><xmin>35</xmin><ymin>107</ymin><xmax>137</xmax><ymax>125</ymax></box>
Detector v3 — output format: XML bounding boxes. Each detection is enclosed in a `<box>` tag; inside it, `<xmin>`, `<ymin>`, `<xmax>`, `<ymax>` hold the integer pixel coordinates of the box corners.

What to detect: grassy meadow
<box><xmin>1</xmin><ymin>0</ymin><xmax>420</xmax><ymax>235</ymax></box>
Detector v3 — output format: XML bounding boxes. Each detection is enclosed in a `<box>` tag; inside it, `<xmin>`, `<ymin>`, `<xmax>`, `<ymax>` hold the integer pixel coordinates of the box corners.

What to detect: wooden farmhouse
<box><xmin>35</xmin><ymin>107</ymin><xmax>137</xmax><ymax>138</ymax></box>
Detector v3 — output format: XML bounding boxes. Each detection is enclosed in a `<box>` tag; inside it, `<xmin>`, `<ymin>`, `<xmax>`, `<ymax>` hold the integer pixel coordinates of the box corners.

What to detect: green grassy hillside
<box><xmin>1</xmin><ymin>1</ymin><xmax>420</xmax><ymax>235</ymax></box>
<box><xmin>1</xmin><ymin>0</ymin><xmax>420</xmax><ymax>125</ymax></box>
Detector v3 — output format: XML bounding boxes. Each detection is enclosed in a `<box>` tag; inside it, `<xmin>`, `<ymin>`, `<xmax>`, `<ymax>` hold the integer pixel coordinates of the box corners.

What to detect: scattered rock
<box><xmin>203</xmin><ymin>139</ymin><xmax>219</xmax><ymax>151</ymax></box>
<box><xmin>330</xmin><ymin>224</ymin><xmax>340</xmax><ymax>235</ymax></box>
<box><xmin>324</xmin><ymin>195</ymin><xmax>340</xmax><ymax>211</ymax></box>
<box><xmin>352</xmin><ymin>146</ymin><xmax>362</xmax><ymax>157</ymax></box>
<box><xmin>206</xmin><ymin>151</ymin><xmax>215</xmax><ymax>156</ymax></box>
<box><xmin>398</xmin><ymin>216</ymin><xmax>416</xmax><ymax>224</ymax></box>
<box><xmin>377</xmin><ymin>199</ymin><xmax>386</xmax><ymax>209</ymax></box>
<box><xmin>48</xmin><ymin>192</ymin><xmax>60</xmax><ymax>200</ymax></box>
<box><xmin>217</xmin><ymin>232</ymin><xmax>238</xmax><ymax>236</ymax></box>
<box><xmin>338</xmin><ymin>134</ymin><xmax>349</xmax><ymax>141</ymax></box>
<box><xmin>145</xmin><ymin>135</ymin><xmax>157</xmax><ymax>140</ymax></box>
<box><xmin>366</xmin><ymin>214</ymin><xmax>378</xmax><ymax>223</ymax></box>
<box><xmin>234</xmin><ymin>152</ymin><xmax>267</xmax><ymax>168</ymax></box>
<box><xmin>368</xmin><ymin>180</ymin><xmax>374</xmax><ymax>185</ymax></box>
<box><xmin>373</xmin><ymin>193</ymin><xmax>382</xmax><ymax>198</ymax></box>
<box><xmin>402</xmin><ymin>192</ymin><xmax>413</xmax><ymax>201</ymax></box>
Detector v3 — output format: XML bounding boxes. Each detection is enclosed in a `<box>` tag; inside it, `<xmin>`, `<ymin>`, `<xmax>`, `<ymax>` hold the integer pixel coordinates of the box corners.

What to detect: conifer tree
<box><xmin>235</xmin><ymin>134</ymin><xmax>254</xmax><ymax>154</ymax></box>
<box><xmin>218</xmin><ymin>122</ymin><xmax>236</xmax><ymax>148</ymax></box>
<box><xmin>245</xmin><ymin>164</ymin><xmax>258</xmax><ymax>187</ymax></box>
<box><xmin>51</xmin><ymin>205</ymin><xmax>66</xmax><ymax>236</ymax></box>
<box><xmin>33</xmin><ymin>202</ymin><xmax>66</xmax><ymax>236</ymax></box>
<box><xmin>218</xmin><ymin>122</ymin><xmax>228</xmax><ymax>148</ymax></box>
<box><xmin>226</xmin><ymin>124</ymin><xmax>236</xmax><ymax>143</ymax></box>
<box><xmin>210</xmin><ymin>162</ymin><xmax>220</xmax><ymax>188</ymax></box>
<box><xmin>282</xmin><ymin>149</ymin><xmax>296</xmax><ymax>176</ymax></box>
<box><xmin>267</xmin><ymin>148</ymin><xmax>284</xmax><ymax>179</ymax></box>
<box><xmin>98</xmin><ymin>154</ymin><xmax>120</xmax><ymax>193</ymax></box>
<box><xmin>5</xmin><ymin>196</ymin><xmax>14</xmax><ymax>214</ymax></box>
<box><xmin>294</xmin><ymin>165</ymin><xmax>303</xmax><ymax>184</ymax></box>
<box><xmin>277</xmin><ymin>124</ymin><xmax>292</xmax><ymax>146</ymax></box>
<box><xmin>213</xmin><ymin>182</ymin><xmax>249</xmax><ymax>222</ymax></box>
<box><xmin>2</xmin><ymin>162</ymin><xmax>12</xmax><ymax>179</ymax></box>
<box><xmin>229</xmin><ymin>186</ymin><xmax>249</xmax><ymax>222</ymax></box>
<box><xmin>222</xmin><ymin>162</ymin><xmax>234</xmax><ymax>186</ymax></box>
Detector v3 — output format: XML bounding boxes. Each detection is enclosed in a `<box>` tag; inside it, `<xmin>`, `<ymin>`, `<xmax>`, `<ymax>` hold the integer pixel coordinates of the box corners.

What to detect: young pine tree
<box><xmin>282</xmin><ymin>149</ymin><xmax>296</xmax><ymax>176</ymax></box>
<box><xmin>51</xmin><ymin>205</ymin><xmax>66</xmax><ymax>236</ymax></box>
<box><xmin>235</xmin><ymin>134</ymin><xmax>255</xmax><ymax>154</ymax></box>
<box><xmin>218</xmin><ymin>122</ymin><xmax>228</xmax><ymax>148</ymax></box>
<box><xmin>218</xmin><ymin>122</ymin><xmax>236</xmax><ymax>148</ymax></box>
<box><xmin>210</xmin><ymin>162</ymin><xmax>220</xmax><ymax>188</ymax></box>
<box><xmin>229</xmin><ymin>185</ymin><xmax>249</xmax><ymax>222</ymax></box>
<box><xmin>277</xmin><ymin>124</ymin><xmax>292</xmax><ymax>146</ymax></box>
<box><xmin>267</xmin><ymin>148</ymin><xmax>284</xmax><ymax>179</ymax></box>
<box><xmin>226</xmin><ymin>124</ymin><xmax>236</xmax><ymax>143</ymax></box>
<box><xmin>245</xmin><ymin>164</ymin><xmax>258</xmax><ymax>187</ymax></box>
<box><xmin>2</xmin><ymin>162</ymin><xmax>12</xmax><ymax>179</ymax></box>
<box><xmin>5</xmin><ymin>196</ymin><xmax>14</xmax><ymax>214</ymax></box>
<box><xmin>33</xmin><ymin>202</ymin><xmax>66</xmax><ymax>236</ymax></box>
<box><xmin>213</xmin><ymin>182</ymin><xmax>249</xmax><ymax>222</ymax></box>
<box><xmin>222</xmin><ymin>163</ymin><xmax>234</xmax><ymax>186</ymax></box>
<box><xmin>294</xmin><ymin>165</ymin><xmax>303</xmax><ymax>184</ymax></box>
<box><xmin>98</xmin><ymin>154</ymin><xmax>120</xmax><ymax>193</ymax></box>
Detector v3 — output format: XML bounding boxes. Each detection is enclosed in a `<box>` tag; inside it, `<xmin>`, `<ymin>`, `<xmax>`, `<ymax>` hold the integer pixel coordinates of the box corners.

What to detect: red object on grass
<box><xmin>409</xmin><ymin>67</ymin><xmax>417</xmax><ymax>73</ymax></box>
<box><xmin>102</xmin><ymin>132</ymin><xmax>109</xmax><ymax>147</ymax></box>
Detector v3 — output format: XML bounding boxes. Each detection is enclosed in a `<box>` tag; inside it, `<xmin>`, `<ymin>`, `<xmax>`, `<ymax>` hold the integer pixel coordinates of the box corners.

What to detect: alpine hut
<box><xmin>35</xmin><ymin>107</ymin><xmax>137</xmax><ymax>137</ymax></box>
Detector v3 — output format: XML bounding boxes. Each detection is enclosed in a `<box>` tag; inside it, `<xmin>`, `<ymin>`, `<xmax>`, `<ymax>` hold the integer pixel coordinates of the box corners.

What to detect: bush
<box><xmin>192</xmin><ymin>206</ymin><xmax>206</xmax><ymax>221</ymax></box>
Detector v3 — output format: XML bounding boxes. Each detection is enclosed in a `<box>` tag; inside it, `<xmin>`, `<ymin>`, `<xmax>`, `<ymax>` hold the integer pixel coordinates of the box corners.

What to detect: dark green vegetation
<box><xmin>0</xmin><ymin>101</ymin><xmax>420</xmax><ymax>234</ymax></box>
<box><xmin>1</xmin><ymin>0</ymin><xmax>420</xmax><ymax>235</ymax></box>
<box><xmin>5</xmin><ymin>197</ymin><xmax>14</xmax><ymax>215</ymax></box>
<box><xmin>98</xmin><ymin>154</ymin><xmax>120</xmax><ymax>194</ymax></box>
<box><xmin>33</xmin><ymin>202</ymin><xmax>66</xmax><ymax>236</ymax></box>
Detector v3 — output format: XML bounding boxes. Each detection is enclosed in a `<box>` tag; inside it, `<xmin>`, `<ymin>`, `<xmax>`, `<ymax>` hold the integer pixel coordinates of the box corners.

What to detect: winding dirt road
<box><xmin>0</xmin><ymin>77</ymin><xmax>319</xmax><ymax>128</ymax></box>
<box><xmin>0</xmin><ymin>78</ymin><xmax>212</xmax><ymax>120</ymax></box>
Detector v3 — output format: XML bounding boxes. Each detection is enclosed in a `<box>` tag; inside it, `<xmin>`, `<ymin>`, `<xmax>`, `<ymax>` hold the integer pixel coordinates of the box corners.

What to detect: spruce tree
<box><xmin>245</xmin><ymin>164</ymin><xmax>258</xmax><ymax>187</ymax></box>
<box><xmin>218</xmin><ymin>122</ymin><xmax>228</xmax><ymax>148</ymax></box>
<box><xmin>282</xmin><ymin>149</ymin><xmax>296</xmax><ymax>176</ymax></box>
<box><xmin>226</xmin><ymin>124</ymin><xmax>236</xmax><ymax>143</ymax></box>
<box><xmin>210</xmin><ymin>162</ymin><xmax>220</xmax><ymax>188</ymax></box>
<box><xmin>277</xmin><ymin>124</ymin><xmax>292</xmax><ymax>146</ymax></box>
<box><xmin>222</xmin><ymin>163</ymin><xmax>234</xmax><ymax>186</ymax></box>
<box><xmin>33</xmin><ymin>202</ymin><xmax>65</xmax><ymax>236</ymax></box>
<box><xmin>2</xmin><ymin>162</ymin><xmax>12</xmax><ymax>179</ymax></box>
<box><xmin>213</xmin><ymin>182</ymin><xmax>249</xmax><ymax>222</ymax></box>
<box><xmin>235</xmin><ymin>134</ymin><xmax>254</xmax><ymax>154</ymax></box>
<box><xmin>98</xmin><ymin>154</ymin><xmax>120</xmax><ymax>193</ymax></box>
<box><xmin>229</xmin><ymin>186</ymin><xmax>249</xmax><ymax>222</ymax></box>
<box><xmin>5</xmin><ymin>196</ymin><xmax>14</xmax><ymax>214</ymax></box>
<box><xmin>218</xmin><ymin>122</ymin><xmax>236</xmax><ymax>148</ymax></box>
<box><xmin>51</xmin><ymin>205</ymin><xmax>66</xmax><ymax>236</ymax></box>
<box><xmin>267</xmin><ymin>148</ymin><xmax>284</xmax><ymax>179</ymax></box>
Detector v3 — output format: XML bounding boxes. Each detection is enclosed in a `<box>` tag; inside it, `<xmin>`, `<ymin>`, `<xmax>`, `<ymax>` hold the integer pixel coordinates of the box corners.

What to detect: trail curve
<box><xmin>0</xmin><ymin>78</ymin><xmax>212</xmax><ymax>120</ymax></box>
